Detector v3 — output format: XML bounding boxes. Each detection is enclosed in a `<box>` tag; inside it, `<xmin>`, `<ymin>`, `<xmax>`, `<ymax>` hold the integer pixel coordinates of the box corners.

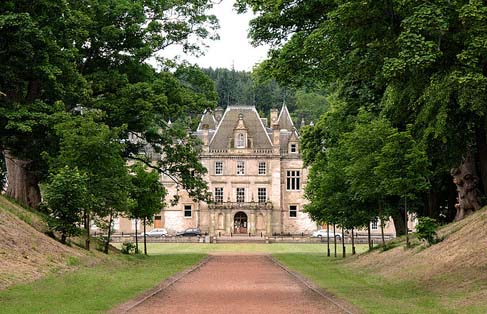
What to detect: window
<box><xmin>236</xmin><ymin>133</ymin><xmax>245</xmax><ymax>148</ymax></box>
<box><xmin>236</xmin><ymin>188</ymin><xmax>245</xmax><ymax>203</ymax></box>
<box><xmin>290</xmin><ymin>143</ymin><xmax>297</xmax><ymax>153</ymax></box>
<box><xmin>289</xmin><ymin>205</ymin><xmax>297</xmax><ymax>218</ymax></box>
<box><xmin>371</xmin><ymin>220</ymin><xmax>378</xmax><ymax>230</ymax></box>
<box><xmin>236</xmin><ymin>161</ymin><xmax>245</xmax><ymax>175</ymax></box>
<box><xmin>215</xmin><ymin>161</ymin><xmax>223</xmax><ymax>175</ymax></box>
<box><xmin>258</xmin><ymin>162</ymin><xmax>266</xmax><ymax>175</ymax></box>
<box><xmin>184</xmin><ymin>205</ymin><xmax>192</xmax><ymax>218</ymax></box>
<box><xmin>214</xmin><ymin>187</ymin><xmax>224</xmax><ymax>204</ymax></box>
<box><xmin>258</xmin><ymin>188</ymin><xmax>267</xmax><ymax>203</ymax></box>
<box><xmin>286</xmin><ymin>170</ymin><xmax>301</xmax><ymax>190</ymax></box>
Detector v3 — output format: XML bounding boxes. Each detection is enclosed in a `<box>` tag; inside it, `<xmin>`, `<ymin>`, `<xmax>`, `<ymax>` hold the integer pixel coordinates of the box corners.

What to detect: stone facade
<box><xmin>116</xmin><ymin>105</ymin><xmax>318</xmax><ymax>236</ymax></box>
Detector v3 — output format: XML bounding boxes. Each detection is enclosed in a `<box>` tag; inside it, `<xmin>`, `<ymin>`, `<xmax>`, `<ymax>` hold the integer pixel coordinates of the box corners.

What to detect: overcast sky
<box><xmin>161</xmin><ymin>0</ymin><xmax>270</xmax><ymax>71</ymax></box>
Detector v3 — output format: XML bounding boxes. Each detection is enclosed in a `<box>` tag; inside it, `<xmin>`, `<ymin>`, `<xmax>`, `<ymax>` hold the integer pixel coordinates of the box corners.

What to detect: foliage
<box><xmin>415</xmin><ymin>217</ymin><xmax>439</xmax><ymax>245</ymax></box>
<box><xmin>237</xmin><ymin>0</ymin><xmax>487</xmax><ymax>226</ymax></box>
<box><xmin>120</xmin><ymin>242</ymin><xmax>137</xmax><ymax>255</ymax></box>
<box><xmin>0</xmin><ymin>0</ymin><xmax>218</xmax><ymax>209</ymax></box>
<box><xmin>43</xmin><ymin>166</ymin><xmax>88</xmax><ymax>243</ymax></box>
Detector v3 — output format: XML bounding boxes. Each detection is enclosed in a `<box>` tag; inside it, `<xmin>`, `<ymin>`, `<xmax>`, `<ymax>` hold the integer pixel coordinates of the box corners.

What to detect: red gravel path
<box><xmin>125</xmin><ymin>254</ymin><xmax>352</xmax><ymax>314</ymax></box>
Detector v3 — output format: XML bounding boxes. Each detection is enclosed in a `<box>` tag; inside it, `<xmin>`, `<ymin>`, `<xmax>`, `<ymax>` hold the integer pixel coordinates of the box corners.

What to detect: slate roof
<box><xmin>197</xmin><ymin>109</ymin><xmax>217</xmax><ymax>131</ymax></box>
<box><xmin>209</xmin><ymin>106</ymin><xmax>273</xmax><ymax>150</ymax></box>
<box><xmin>278</xmin><ymin>103</ymin><xmax>295</xmax><ymax>131</ymax></box>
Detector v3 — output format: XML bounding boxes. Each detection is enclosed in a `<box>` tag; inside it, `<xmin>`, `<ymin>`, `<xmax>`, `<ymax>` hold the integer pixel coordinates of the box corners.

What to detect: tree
<box><xmin>238</xmin><ymin>0</ymin><xmax>487</xmax><ymax>222</ymax></box>
<box><xmin>128</xmin><ymin>162</ymin><xmax>167</xmax><ymax>255</ymax></box>
<box><xmin>1</xmin><ymin>0</ymin><xmax>218</xmax><ymax>208</ymax></box>
<box><xmin>44</xmin><ymin>166</ymin><xmax>88</xmax><ymax>244</ymax></box>
<box><xmin>51</xmin><ymin>114</ymin><xmax>131</xmax><ymax>252</ymax></box>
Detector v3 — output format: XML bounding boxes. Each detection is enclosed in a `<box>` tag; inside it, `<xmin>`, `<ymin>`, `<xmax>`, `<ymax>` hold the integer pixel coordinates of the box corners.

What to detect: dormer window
<box><xmin>290</xmin><ymin>143</ymin><xmax>298</xmax><ymax>153</ymax></box>
<box><xmin>236</xmin><ymin>133</ymin><xmax>245</xmax><ymax>148</ymax></box>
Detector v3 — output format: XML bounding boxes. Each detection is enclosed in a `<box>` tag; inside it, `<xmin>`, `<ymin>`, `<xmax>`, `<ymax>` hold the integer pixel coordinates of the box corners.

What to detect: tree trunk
<box><xmin>476</xmin><ymin>127</ymin><xmax>487</xmax><ymax>196</ymax></box>
<box><xmin>84</xmin><ymin>211</ymin><xmax>90</xmax><ymax>251</ymax></box>
<box><xmin>341</xmin><ymin>230</ymin><xmax>346</xmax><ymax>258</ymax></box>
<box><xmin>333</xmin><ymin>224</ymin><xmax>337</xmax><ymax>258</ymax></box>
<box><xmin>104</xmin><ymin>212</ymin><xmax>113</xmax><ymax>254</ymax></box>
<box><xmin>351</xmin><ymin>228</ymin><xmax>356</xmax><ymax>255</ymax></box>
<box><xmin>4</xmin><ymin>151</ymin><xmax>41</xmax><ymax>208</ymax></box>
<box><xmin>451</xmin><ymin>152</ymin><xmax>482</xmax><ymax>221</ymax></box>
<box><xmin>135</xmin><ymin>218</ymin><xmax>139</xmax><ymax>254</ymax></box>
<box><xmin>367</xmin><ymin>224</ymin><xmax>372</xmax><ymax>250</ymax></box>
<box><xmin>143</xmin><ymin>217</ymin><xmax>147</xmax><ymax>255</ymax></box>
<box><xmin>326</xmin><ymin>225</ymin><xmax>330</xmax><ymax>257</ymax></box>
<box><xmin>391</xmin><ymin>209</ymin><xmax>406</xmax><ymax>236</ymax></box>
<box><xmin>427</xmin><ymin>189</ymin><xmax>440</xmax><ymax>218</ymax></box>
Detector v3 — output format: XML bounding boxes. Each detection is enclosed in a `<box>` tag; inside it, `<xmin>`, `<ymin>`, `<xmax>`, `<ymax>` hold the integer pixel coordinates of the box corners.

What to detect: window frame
<box><xmin>371</xmin><ymin>219</ymin><xmax>378</xmax><ymax>230</ymax></box>
<box><xmin>289</xmin><ymin>205</ymin><xmax>298</xmax><ymax>218</ymax></box>
<box><xmin>290</xmin><ymin>143</ymin><xmax>297</xmax><ymax>153</ymax></box>
<box><xmin>215</xmin><ymin>161</ymin><xmax>223</xmax><ymax>175</ymax></box>
<box><xmin>257</xmin><ymin>187</ymin><xmax>267</xmax><ymax>203</ymax></box>
<box><xmin>258</xmin><ymin>162</ymin><xmax>267</xmax><ymax>175</ymax></box>
<box><xmin>286</xmin><ymin>170</ymin><xmax>301</xmax><ymax>191</ymax></box>
<box><xmin>236</xmin><ymin>133</ymin><xmax>245</xmax><ymax>148</ymax></box>
<box><xmin>236</xmin><ymin>160</ymin><xmax>245</xmax><ymax>175</ymax></box>
<box><xmin>214</xmin><ymin>187</ymin><xmax>224</xmax><ymax>204</ymax></box>
<box><xmin>184</xmin><ymin>204</ymin><xmax>192</xmax><ymax>218</ymax></box>
<box><xmin>236</xmin><ymin>187</ymin><xmax>245</xmax><ymax>203</ymax></box>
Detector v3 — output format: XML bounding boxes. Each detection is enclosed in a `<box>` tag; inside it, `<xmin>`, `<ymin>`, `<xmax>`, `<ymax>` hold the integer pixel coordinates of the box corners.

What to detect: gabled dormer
<box><xmin>288</xmin><ymin>127</ymin><xmax>299</xmax><ymax>154</ymax></box>
<box><xmin>233</xmin><ymin>113</ymin><xmax>248</xmax><ymax>149</ymax></box>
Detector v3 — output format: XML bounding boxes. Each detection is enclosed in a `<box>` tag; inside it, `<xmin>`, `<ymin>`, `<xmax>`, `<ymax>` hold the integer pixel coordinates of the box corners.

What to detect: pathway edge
<box><xmin>267</xmin><ymin>255</ymin><xmax>360</xmax><ymax>314</ymax></box>
<box><xmin>108</xmin><ymin>255</ymin><xmax>212</xmax><ymax>314</ymax></box>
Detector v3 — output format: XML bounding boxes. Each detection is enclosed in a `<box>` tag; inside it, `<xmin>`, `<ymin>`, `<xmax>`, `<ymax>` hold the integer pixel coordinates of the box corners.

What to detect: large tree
<box><xmin>1</xmin><ymin>0</ymin><xmax>218</xmax><ymax>208</ymax></box>
<box><xmin>238</xmin><ymin>0</ymin><xmax>487</xmax><ymax>222</ymax></box>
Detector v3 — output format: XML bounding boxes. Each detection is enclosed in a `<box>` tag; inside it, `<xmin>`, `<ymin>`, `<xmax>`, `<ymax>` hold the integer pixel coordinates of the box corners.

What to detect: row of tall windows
<box><xmin>213</xmin><ymin>187</ymin><xmax>267</xmax><ymax>203</ymax></box>
<box><xmin>213</xmin><ymin>161</ymin><xmax>267</xmax><ymax>175</ymax></box>
<box><xmin>182</xmin><ymin>203</ymin><xmax>299</xmax><ymax>218</ymax></box>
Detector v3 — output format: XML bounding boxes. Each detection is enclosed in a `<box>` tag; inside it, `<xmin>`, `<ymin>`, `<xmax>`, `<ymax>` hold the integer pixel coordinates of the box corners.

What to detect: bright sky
<box><xmin>161</xmin><ymin>0</ymin><xmax>270</xmax><ymax>71</ymax></box>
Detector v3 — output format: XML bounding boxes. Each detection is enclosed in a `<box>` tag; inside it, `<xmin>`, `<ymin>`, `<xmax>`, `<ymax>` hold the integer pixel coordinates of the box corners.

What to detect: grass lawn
<box><xmin>274</xmin><ymin>253</ymin><xmax>483</xmax><ymax>314</ymax></box>
<box><xmin>0</xmin><ymin>254</ymin><xmax>205</xmax><ymax>314</ymax></box>
<box><xmin>120</xmin><ymin>242</ymin><xmax>371</xmax><ymax>255</ymax></box>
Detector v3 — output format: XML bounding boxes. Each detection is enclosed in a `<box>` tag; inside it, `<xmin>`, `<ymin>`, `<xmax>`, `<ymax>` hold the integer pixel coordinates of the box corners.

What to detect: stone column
<box><xmin>209</xmin><ymin>209</ymin><xmax>215</xmax><ymax>236</ymax></box>
<box><xmin>266</xmin><ymin>210</ymin><xmax>272</xmax><ymax>235</ymax></box>
<box><xmin>249</xmin><ymin>212</ymin><xmax>256</xmax><ymax>235</ymax></box>
<box><xmin>225</xmin><ymin>211</ymin><xmax>233</xmax><ymax>234</ymax></box>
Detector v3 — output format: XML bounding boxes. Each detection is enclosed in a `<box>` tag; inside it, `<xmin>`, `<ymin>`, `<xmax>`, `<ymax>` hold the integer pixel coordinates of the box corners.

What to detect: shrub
<box><xmin>121</xmin><ymin>242</ymin><xmax>136</xmax><ymax>254</ymax></box>
<box><xmin>415</xmin><ymin>217</ymin><xmax>439</xmax><ymax>245</ymax></box>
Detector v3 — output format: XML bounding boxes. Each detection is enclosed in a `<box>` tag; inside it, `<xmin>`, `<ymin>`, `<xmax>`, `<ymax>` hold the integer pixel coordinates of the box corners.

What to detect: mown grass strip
<box><xmin>0</xmin><ymin>254</ymin><xmax>205</xmax><ymax>314</ymax></box>
<box><xmin>274</xmin><ymin>253</ymin><xmax>458</xmax><ymax>314</ymax></box>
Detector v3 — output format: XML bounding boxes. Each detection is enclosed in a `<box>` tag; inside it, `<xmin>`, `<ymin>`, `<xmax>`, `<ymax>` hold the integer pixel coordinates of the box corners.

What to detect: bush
<box><xmin>121</xmin><ymin>242</ymin><xmax>136</xmax><ymax>254</ymax></box>
<box><xmin>415</xmin><ymin>217</ymin><xmax>439</xmax><ymax>245</ymax></box>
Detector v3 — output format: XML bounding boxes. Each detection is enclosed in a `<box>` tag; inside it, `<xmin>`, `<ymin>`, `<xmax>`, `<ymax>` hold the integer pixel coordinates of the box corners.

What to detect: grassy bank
<box><xmin>0</xmin><ymin>254</ymin><xmax>205</xmax><ymax>314</ymax></box>
<box><xmin>275</xmin><ymin>253</ymin><xmax>486</xmax><ymax>314</ymax></box>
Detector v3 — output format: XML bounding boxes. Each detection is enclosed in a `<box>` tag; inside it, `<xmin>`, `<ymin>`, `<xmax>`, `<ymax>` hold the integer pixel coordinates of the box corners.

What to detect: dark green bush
<box><xmin>415</xmin><ymin>217</ymin><xmax>439</xmax><ymax>245</ymax></box>
<box><xmin>121</xmin><ymin>242</ymin><xmax>136</xmax><ymax>254</ymax></box>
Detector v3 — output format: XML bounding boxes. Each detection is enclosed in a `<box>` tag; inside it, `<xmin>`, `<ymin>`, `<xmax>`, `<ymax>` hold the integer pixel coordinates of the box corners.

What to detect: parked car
<box><xmin>176</xmin><ymin>228</ymin><xmax>202</xmax><ymax>237</ymax></box>
<box><xmin>141</xmin><ymin>228</ymin><xmax>168</xmax><ymax>237</ymax></box>
<box><xmin>312</xmin><ymin>229</ymin><xmax>342</xmax><ymax>240</ymax></box>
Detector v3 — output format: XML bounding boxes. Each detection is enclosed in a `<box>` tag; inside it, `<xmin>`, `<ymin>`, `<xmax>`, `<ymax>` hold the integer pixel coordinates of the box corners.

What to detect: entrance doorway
<box><xmin>234</xmin><ymin>212</ymin><xmax>248</xmax><ymax>234</ymax></box>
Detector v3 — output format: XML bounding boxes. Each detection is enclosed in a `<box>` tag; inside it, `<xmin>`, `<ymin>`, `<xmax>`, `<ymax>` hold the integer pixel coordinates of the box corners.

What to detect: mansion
<box><xmin>117</xmin><ymin>105</ymin><xmax>318</xmax><ymax>235</ymax></box>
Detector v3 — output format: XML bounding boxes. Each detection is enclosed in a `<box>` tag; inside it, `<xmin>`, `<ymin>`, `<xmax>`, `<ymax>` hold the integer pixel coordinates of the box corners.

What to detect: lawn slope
<box><xmin>0</xmin><ymin>196</ymin><xmax>101</xmax><ymax>289</ymax></box>
<box><xmin>349</xmin><ymin>207</ymin><xmax>487</xmax><ymax>311</ymax></box>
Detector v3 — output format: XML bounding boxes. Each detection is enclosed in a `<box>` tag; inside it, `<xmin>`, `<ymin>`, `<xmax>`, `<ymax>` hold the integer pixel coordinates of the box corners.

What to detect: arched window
<box><xmin>236</xmin><ymin>133</ymin><xmax>245</xmax><ymax>148</ymax></box>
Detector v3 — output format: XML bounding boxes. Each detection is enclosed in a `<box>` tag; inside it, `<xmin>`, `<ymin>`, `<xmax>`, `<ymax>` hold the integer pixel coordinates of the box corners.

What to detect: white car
<box><xmin>141</xmin><ymin>228</ymin><xmax>168</xmax><ymax>237</ymax></box>
<box><xmin>312</xmin><ymin>229</ymin><xmax>342</xmax><ymax>240</ymax></box>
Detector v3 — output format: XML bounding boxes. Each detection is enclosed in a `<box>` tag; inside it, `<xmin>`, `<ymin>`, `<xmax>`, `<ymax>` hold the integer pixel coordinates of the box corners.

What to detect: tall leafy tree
<box><xmin>1</xmin><ymin>0</ymin><xmax>218</xmax><ymax>208</ymax></box>
<box><xmin>238</xmin><ymin>0</ymin><xmax>487</xmax><ymax>222</ymax></box>
<box><xmin>128</xmin><ymin>162</ymin><xmax>167</xmax><ymax>255</ymax></box>
<box><xmin>44</xmin><ymin>166</ymin><xmax>89</xmax><ymax>244</ymax></box>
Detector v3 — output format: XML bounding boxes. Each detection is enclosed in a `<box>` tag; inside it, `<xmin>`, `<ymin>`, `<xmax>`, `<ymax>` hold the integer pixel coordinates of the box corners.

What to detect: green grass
<box><xmin>0</xmin><ymin>254</ymin><xmax>205</xmax><ymax>314</ymax></box>
<box><xmin>274</xmin><ymin>253</ymin><xmax>478</xmax><ymax>314</ymax></box>
<box><xmin>117</xmin><ymin>242</ymin><xmax>371</xmax><ymax>255</ymax></box>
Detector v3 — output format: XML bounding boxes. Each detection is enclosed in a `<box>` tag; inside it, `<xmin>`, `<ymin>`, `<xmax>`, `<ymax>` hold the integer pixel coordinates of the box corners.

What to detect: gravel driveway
<box><xmin>122</xmin><ymin>254</ymin><xmax>354</xmax><ymax>314</ymax></box>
